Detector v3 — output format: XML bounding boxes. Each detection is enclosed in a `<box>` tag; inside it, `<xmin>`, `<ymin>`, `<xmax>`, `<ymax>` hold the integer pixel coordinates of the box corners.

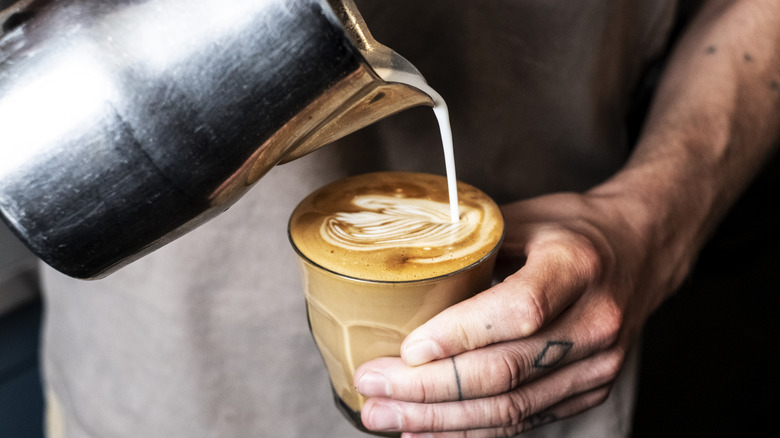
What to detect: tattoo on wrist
<box><xmin>533</xmin><ymin>341</ymin><xmax>574</xmax><ymax>369</ymax></box>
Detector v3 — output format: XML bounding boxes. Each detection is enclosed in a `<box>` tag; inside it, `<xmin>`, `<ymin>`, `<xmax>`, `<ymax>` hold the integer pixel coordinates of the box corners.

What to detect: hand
<box><xmin>355</xmin><ymin>0</ymin><xmax>780</xmax><ymax>434</ymax></box>
<box><xmin>353</xmin><ymin>191</ymin><xmax>684</xmax><ymax>437</ymax></box>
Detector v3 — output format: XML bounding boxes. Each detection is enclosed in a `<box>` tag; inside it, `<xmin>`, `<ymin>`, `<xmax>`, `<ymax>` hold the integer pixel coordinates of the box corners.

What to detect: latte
<box><xmin>288</xmin><ymin>171</ymin><xmax>503</xmax><ymax>434</ymax></box>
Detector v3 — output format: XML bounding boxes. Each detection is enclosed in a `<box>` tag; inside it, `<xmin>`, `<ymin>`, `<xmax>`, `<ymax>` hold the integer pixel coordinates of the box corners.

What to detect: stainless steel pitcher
<box><xmin>0</xmin><ymin>0</ymin><xmax>436</xmax><ymax>278</ymax></box>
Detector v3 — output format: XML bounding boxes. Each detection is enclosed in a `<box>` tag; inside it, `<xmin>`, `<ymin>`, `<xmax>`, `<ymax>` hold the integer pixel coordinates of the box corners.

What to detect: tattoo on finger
<box><xmin>451</xmin><ymin>357</ymin><xmax>464</xmax><ymax>401</ymax></box>
<box><xmin>524</xmin><ymin>411</ymin><xmax>558</xmax><ymax>431</ymax></box>
<box><xmin>533</xmin><ymin>340</ymin><xmax>574</xmax><ymax>368</ymax></box>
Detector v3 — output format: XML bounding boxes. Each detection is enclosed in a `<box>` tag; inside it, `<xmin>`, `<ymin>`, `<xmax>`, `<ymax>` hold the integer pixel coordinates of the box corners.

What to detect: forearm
<box><xmin>590</xmin><ymin>0</ymin><xmax>780</xmax><ymax>302</ymax></box>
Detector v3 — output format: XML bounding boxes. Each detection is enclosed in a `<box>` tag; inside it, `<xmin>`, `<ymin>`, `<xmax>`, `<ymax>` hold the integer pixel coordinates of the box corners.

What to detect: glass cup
<box><xmin>288</xmin><ymin>172</ymin><xmax>503</xmax><ymax>435</ymax></box>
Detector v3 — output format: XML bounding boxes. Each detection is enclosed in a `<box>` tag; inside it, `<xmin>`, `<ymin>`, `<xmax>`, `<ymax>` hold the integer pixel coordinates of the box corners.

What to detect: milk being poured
<box><xmin>432</xmin><ymin>100</ymin><xmax>459</xmax><ymax>224</ymax></box>
<box><xmin>373</xmin><ymin>68</ymin><xmax>459</xmax><ymax>223</ymax></box>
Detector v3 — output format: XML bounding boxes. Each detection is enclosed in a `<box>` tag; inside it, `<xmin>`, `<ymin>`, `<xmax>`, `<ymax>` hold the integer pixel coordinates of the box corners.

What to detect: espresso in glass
<box><xmin>289</xmin><ymin>171</ymin><xmax>503</xmax><ymax>435</ymax></box>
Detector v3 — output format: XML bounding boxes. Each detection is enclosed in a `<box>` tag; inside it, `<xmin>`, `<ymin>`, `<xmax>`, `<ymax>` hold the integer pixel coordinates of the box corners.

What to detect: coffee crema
<box><xmin>289</xmin><ymin>172</ymin><xmax>503</xmax><ymax>282</ymax></box>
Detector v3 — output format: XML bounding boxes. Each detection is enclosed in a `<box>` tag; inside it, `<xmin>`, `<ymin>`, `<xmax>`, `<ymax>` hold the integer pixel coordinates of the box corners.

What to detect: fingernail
<box><xmin>356</xmin><ymin>372</ymin><xmax>392</xmax><ymax>397</ymax></box>
<box><xmin>402</xmin><ymin>339</ymin><xmax>442</xmax><ymax>366</ymax></box>
<box><xmin>367</xmin><ymin>402</ymin><xmax>403</xmax><ymax>431</ymax></box>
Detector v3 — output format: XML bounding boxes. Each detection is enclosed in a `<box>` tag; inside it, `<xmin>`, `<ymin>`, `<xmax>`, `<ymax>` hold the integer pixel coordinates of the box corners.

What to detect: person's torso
<box><xmin>42</xmin><ymin>2</ymin><xmax>677</xmax><ymax>437</ymax></box>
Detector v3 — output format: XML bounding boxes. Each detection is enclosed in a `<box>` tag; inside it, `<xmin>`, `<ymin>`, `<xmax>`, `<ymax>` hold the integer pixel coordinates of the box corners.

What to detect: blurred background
<box><xmin>0</xmin><ymin>221</ymin><xmax>44</xmax><ymax>438</ymax></box>
<box><xmin>0</xmin><ymin>0</ymin><xmax>46</xmax><ymax>432</ymax></box>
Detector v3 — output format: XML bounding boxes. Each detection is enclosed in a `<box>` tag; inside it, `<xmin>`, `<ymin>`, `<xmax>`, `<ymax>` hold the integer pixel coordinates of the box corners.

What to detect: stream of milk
<box><xmin>373</xmin><ymin>68</ymin><xmax>459</xmax><ymax>223</ymax></box>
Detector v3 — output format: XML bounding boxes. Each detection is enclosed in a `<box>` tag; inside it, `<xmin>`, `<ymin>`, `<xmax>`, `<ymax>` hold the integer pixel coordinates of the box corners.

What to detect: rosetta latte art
<box><xmin>320</xmin><ymin>195</ymin><xmax>479</xmax><ymax>254</ymax></box>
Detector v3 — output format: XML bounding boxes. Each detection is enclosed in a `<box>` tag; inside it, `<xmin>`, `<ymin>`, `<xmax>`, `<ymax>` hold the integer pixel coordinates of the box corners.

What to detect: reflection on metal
<box><xmin>0</xmin><ymin>0</ymin><xmax>435</xmax><ymax>278</ymax></box>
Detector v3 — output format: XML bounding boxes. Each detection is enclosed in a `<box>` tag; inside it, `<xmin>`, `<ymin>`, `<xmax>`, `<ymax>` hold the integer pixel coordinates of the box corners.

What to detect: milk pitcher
<box><xmin>0</xmin><ymin>0</ymin><xmax>436</xmax><ymax>278</ymax></box>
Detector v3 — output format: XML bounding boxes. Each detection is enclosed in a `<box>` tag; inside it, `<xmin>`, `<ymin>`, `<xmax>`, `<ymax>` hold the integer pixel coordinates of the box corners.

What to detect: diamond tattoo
<box><xmin>533</xmin><ymin>341</ymin><xmax>574</xmax><ymax>368</ymax></box>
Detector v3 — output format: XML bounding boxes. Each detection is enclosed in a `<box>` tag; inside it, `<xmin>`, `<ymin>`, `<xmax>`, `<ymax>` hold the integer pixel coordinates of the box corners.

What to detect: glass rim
<box><xmin>287</xmin><ymin>222</ymin><xmax>504</xmax><ymax>285</ymax></box>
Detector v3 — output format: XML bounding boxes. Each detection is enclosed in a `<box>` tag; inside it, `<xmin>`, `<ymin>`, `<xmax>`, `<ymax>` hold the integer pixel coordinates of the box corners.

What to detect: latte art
<box><xmin>321</xmin><ymin>195</ymin><xmax>478</xmax><ymax>252</ymax></box>
<box><xmin>289</xmin><ymin>172</ymin><xmax>503</xmax><ymax>282</ymax></box>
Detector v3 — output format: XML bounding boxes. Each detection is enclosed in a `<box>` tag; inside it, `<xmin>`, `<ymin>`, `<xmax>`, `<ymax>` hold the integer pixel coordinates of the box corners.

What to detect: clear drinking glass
<box><xmin>288</xmin><ymin>172</ymin><xmax>503</xmax><ymax>436</ymax></box>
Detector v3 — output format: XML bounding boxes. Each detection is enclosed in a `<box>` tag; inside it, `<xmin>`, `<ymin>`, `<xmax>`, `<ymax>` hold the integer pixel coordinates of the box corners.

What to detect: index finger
<box><xmin>400</xmin><ymin>229</ymin><xmax>602</xmax><ymax>366</ymax></box>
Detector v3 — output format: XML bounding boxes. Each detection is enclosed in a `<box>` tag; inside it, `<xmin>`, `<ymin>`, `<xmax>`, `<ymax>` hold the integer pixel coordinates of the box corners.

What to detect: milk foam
<box><xmin>321</xmin><ymin>195</ymin><xmax>479</xmax><ymax>262</ymax></box>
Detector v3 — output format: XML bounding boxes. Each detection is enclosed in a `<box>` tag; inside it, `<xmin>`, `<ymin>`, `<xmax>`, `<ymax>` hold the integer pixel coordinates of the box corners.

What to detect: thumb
<box><xmin>400</xmin><ymin>236</ymin><xmax>597</xmax><ymax>366</ymax></box>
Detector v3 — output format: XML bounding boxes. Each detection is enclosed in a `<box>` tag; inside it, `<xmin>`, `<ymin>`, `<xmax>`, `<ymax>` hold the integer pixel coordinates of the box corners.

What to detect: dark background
<box><xmin>633</xmin><ymin>152</ymin><xmax>780</xmax><ymax>437</ymax></box>
<box><xmin>0</xmin><ymin>298</ymin><xmax>43</xmax><ymax>438</ymax></box>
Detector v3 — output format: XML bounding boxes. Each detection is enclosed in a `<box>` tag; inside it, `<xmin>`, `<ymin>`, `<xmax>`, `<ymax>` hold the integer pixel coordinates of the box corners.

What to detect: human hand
<box><xmin>353</xmin><ymin>190</ymin><xmax>687</xmax><ymax>437</ymax></box>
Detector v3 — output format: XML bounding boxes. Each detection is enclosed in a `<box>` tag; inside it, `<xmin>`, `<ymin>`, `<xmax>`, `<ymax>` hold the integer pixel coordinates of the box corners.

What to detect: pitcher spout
<box><xmin>271</xmin><ymin>0</ymin><xmax>438</xmax><ymax>165</ymax></box>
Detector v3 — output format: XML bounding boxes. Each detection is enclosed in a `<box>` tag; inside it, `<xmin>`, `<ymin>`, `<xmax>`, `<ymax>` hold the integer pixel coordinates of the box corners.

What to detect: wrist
<box><xmin>585</xmin><ymin>153</ymin><xmax>715</xmax><ymax>304</ymax></box>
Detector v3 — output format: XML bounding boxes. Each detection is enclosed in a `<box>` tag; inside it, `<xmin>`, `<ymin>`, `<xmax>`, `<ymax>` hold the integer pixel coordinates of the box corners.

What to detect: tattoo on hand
<box><xmin>524</xmin><ymin>411</ymin><xmax>558</xmax><ymax>431</ymax></box>
<box><xmin>451</xmin><ymin>357</ymin><xmax>463</xmax><ymax>401</ymax></box>
<box><xmin>533</xmin><ymin>340</ymin><xmax>574</xmax><ymax>369</ymax></box>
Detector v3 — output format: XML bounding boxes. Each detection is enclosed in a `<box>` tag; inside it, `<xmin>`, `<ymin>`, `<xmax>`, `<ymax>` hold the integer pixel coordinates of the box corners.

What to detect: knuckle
<box><xmin>543</xmin><ymin>229</ymin><xmax>606</xmax><ymax>284</ymax></box>
<box><xmin>586</xmin><ymin>348</ymin><xmax>626</xmax><ymax>390</ymax></box>
<box><xmin>495</xmin><ymin>390</ymin><xmax>533</xmax><ymax>427</ymax></box>
<box><xmin>520</xmin><ymin>286</ymin><xmax>549</xmax><ymax>334</ymax></box>
<box><xmin>409</xmin><ymin>372</ymin><xmax>434</xmax><ymax>403</ymax></box>
<box><xmin>590</xmin><ymin>386</ymin><xmax>613</xmax><ymax>408</ymax></box>
<box><xmin>598</xmin><ymin>348</ymin><xmax>626</xmax><ymax>384</ymax></box>
<box><xmin>454</xmin><ymin>318</ymin><xmax>480</xmax><ymax>351</ymax></box>
<box><xmin>573</xmin><ymin>238</ymin><xmax>605</xmax><ymax>283</ymax></box>
<box><xmin>588</xmin><ymin>297</ymin><xmax>624</xmax><ymax>348</ymax></box>
<box><xmin>503</xmin><ymin>279</ymin><xmax>548</xmax><ymax>336</ymax></box>
<box><xmin>421</xmin><ymin>405</ymin><xmax>446</xmax><ymax>431</ymax></box>
<box><xmin>469</xmin><ymin>347</ymin><xmax>529</xmax><ymax>395</ymax></box>
<box><xmin>410</xmin><ymin>363</ymin><xmax>467</xmax><ymax>404</ymax></box>
<box><xmin>498</xmin><ymin>352</ymin><xmax>525</xmax><ymax>391</ymax></box>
